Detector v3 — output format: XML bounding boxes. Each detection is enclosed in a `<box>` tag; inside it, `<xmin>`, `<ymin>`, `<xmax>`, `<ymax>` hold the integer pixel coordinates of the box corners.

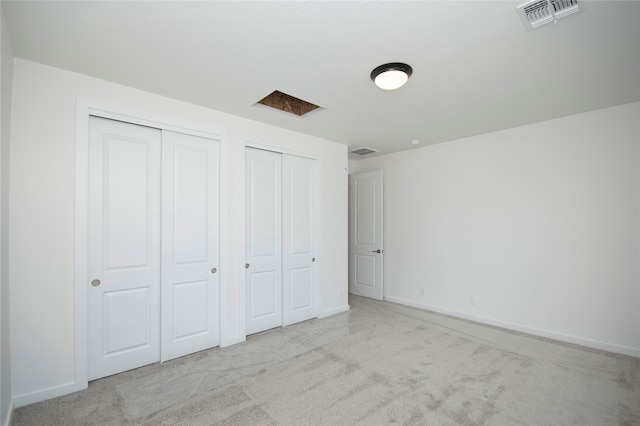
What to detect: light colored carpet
<box><xmin>12</xmin><ymin>296</ymin><xmax>640</xmax><ymax>425</ymax></box>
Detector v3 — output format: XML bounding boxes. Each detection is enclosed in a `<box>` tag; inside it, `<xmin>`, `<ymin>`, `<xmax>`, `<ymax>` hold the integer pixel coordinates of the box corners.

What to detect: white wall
<box><xmin>0</xmin><ymin>5</ymin><xmax>13</xmax><ymax>425</ymax></box>
<box><xmin>351</xmin><ymin>102</ymin><xmax>640</xmax><ymax>357</ymax></box>
<box><xmin>9</xmin><ymin>58</ymin><xmax>348</xmax><ymax>405</ymax></box>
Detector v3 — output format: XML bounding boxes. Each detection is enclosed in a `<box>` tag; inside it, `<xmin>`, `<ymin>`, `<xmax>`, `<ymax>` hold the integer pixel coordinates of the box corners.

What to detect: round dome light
<box><xmin>371</xmin><ymin>63</ymin><xmax>413</xmax><ymax>91</ymax></box>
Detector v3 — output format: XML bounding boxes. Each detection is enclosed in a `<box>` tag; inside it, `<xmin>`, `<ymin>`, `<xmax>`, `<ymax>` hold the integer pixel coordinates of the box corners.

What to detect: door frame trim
<box><xmin>74</xmin><ymin>98</ymin><xmax>229</xmax><ymax>391</ymax></box>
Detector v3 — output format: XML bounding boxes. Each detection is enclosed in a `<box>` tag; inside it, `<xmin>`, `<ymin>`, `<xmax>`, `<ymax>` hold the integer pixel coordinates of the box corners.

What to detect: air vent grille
<box><xmin>522</xmin><ymin>0</ymin><xmax>553</xmax><ymax>28</ymax></box>
<box><xmin>551</xmin><ymin>0</ymin><xmax>580</xmax><ymax>19</ymax></box>
<box><xmin>517</xmin><ymin>0</ymin><xmax>581</xmax><ymax>30</ymax></box>
<box><xmin>350</xmin><ymin>147</ymin><xmax>379</xmax><ymax>156</ymax></box>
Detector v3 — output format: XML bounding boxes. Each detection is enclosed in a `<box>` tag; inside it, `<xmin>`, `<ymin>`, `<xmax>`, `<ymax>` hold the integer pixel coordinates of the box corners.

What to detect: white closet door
<box><xmin>161</xmin><ymin>131</ymin><xmax>220</xmax><ymax>361</ymax></box>
<box><xmin>245</xmin><ymin>148</ymin><xmax>282</xmax><ymax>335</ymax></box>
<box><xmin>282</xmin><ymin>155</ymin><xmax>317</xmax><ymax>326</ymax></box>
<box><xmin>88</xmin><ymin>116</ymin><xmax>161</xmax><ymax>381</ymax></box>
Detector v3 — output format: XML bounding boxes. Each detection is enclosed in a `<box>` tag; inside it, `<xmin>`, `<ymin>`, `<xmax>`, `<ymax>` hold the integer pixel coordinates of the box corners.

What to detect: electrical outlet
<box><xmin>469</xmin><ymin>297</ymin><xmax>476</xmax><ymax>306</ymax></box>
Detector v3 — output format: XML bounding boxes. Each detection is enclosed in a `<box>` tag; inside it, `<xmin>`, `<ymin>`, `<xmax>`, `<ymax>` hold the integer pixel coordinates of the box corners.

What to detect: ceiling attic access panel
<box><xmin>256</xmin><ymin>90</ymin><xmax>323</xmax><ymax>117</ymax></box>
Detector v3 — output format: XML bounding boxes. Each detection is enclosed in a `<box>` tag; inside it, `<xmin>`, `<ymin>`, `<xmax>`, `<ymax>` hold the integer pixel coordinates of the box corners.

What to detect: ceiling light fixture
<box><xmin>371</xmin><ymin>62</ymin><xmax>413</xmax><ymax>90</ymax></box>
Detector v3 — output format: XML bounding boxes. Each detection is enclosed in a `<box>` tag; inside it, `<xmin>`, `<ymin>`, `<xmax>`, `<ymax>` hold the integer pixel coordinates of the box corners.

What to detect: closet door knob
<box><xmin>312</xmin><ymin>258</ymin><xmax>316</xmax><ymax>262</ymax></box>
<box><xmin>91</xmin><ymin>279</ymin><xmax>101</xmax><ymax>287</ymax></box>
<box><xmin>245</xmin><ymin>263</ymin><xmax>250</xmax><ymax>269</ymax></box>
<box><xmin>211</xmin><ymin>268</ymin><xmax>217</xmax><ymax>274</ymax></box>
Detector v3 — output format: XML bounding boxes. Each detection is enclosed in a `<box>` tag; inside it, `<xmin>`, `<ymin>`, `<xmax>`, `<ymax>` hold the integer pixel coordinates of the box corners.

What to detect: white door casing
<box><xmin>282</xmin><ymin>154</ymin><xmax>317</xmax><ymax>326</ymax></box>
<box><xmin>161</xmin><ymin>131</ymin><xmax>220</xmax><ymax>362</ymax></box>
<box><xmin>349</xmin><ymin>170</ymin><xmax>384</xmax><ymax>300</ymax></box>
<box><xmin>245</xmin><ymin>148</ymin><xmax>283</xmax><ymax>335</ymax></box>
<box><xmin>88</xmin><ymin>117</ymin><xmax>162</xmax><ymax>380</ymax></box>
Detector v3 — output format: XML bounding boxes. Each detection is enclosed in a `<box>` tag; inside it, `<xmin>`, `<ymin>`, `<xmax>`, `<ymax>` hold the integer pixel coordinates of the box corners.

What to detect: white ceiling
<box><xmin>3</xmin><ymin>1</ymin><xmax>639</xmax><ymax>159</ymax></box>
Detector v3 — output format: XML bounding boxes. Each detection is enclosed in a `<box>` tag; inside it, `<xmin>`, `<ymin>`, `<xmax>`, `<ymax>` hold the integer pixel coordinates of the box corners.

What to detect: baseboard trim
<box><xmin>2</xmin><ymin>398</ymin><xmax>13</xmax><ymax>426</ymax></box>
<box><xmin>383</xmin><ymin>296</ymin><xmax>640</xmax><ymax>358</ymax></box>
<box><xmin>13</xmin><ymin>380</ymin><xmax>87</xmax><ymax>408</ymax></box>
<box><xmin>317</xmin><ymin>304</ymin><xmax>350</xmax><ymax>319</ymax></box>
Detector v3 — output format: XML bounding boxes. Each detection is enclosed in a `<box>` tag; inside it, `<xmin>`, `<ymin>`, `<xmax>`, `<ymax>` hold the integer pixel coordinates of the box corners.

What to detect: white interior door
<box><xmin>161</xmin><ymin>131</ymin><xmax>220</xmax><ymax>361</ymax></box>
<box><xmin>282</xmin><ymin>155</ymin><xmax>317</xmax><ymax>326</ymax></box>
<box><xmin>88</xmin><ymin>116</ymin><xmax>161</xmax><ymax>380</ymax></box>
<box><xmin>245</xmin><ymin>148</ymin><xmax>282</xmax><ymax>335</ymax></box>
<box><xmin>349</xmin><ymin>170</ymin><xmax>384</xmax><ymax>300</ymax></box>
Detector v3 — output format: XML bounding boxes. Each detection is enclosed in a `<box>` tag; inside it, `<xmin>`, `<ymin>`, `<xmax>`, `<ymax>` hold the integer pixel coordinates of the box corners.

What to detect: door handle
<box><xmin>372</xmin><ymin>249</ymin><xmax>383</xmax><ymax>254</ymax></box>
<box><xmin>245</xmin><ymin>263</ymin><xmax>250</xmax><ymax>269</ymax></box>
<box><xmin>91</xmin><ymin>279</ymin><xmax>101</xmax><ymax>287</ymax></box>
<box><xmin>211</xmin><ymin>268</ymin><xmax>217</xmax><ymax>274</ymax></box>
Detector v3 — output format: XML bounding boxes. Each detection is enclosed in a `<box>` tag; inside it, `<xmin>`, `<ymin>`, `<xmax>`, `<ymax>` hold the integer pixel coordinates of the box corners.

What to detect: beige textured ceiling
<box><xmin>3</xmin><ymin>1</ymin><xmax>639</xmax><ymax>159</ymax></box>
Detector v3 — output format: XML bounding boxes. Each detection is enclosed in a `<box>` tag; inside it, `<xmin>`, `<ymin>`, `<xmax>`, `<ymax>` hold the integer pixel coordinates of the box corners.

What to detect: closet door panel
<box><xmin>282</xmin><ymin>155</ymin><xmax>317</xmax><ymax>326</ymax></box>
<box><xmin>245</xmin><ymin>148</ymin><xmax>282</xmax><ymax>335</ymax></box>
<box><xmin>88</xmin><ymin>116</ymin><xmax>162</xmax><ymax>380</ymax></box>
<box><xmin>161</xmin><ymin>131</ymin><xmax>220</xmax><ymax>361</ymax></box>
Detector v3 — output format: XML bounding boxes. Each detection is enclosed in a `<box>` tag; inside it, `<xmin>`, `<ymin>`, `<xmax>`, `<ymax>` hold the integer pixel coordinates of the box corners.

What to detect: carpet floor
<box><xmin>12</xmin><ymin>296</ymin><xmax>640</xmax><ymax>425</ymax></box>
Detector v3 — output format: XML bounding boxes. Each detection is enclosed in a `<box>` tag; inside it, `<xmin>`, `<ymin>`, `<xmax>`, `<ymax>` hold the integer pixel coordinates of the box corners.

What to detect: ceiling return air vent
<box><xmin>350</xmin><ymin>147</ymin><xmax>379</xmax><ymax>156</ymax></box>
<box><xmin>517</xmin><ymin>0</ymin><xmax>582</xmax><ymax>30</ymax></box>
